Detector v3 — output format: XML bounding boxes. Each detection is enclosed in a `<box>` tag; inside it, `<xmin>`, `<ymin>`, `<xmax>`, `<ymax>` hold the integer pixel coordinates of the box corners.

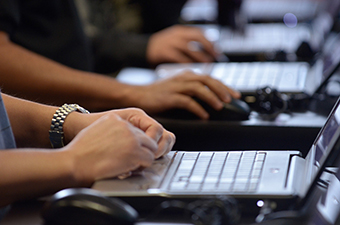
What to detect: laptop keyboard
<box><xmin>210</xmin><ymin>62</ymin><xmax>308</xmax><ymax>91</ymax></box>
<box><xmin>168</xmin><ymin>151</ymin><xmax>266</xmax><ymax>193</ymax></box>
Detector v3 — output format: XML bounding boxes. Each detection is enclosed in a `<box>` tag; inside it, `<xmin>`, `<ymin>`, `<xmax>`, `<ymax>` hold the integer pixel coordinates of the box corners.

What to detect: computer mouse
<box><xmin>157</xmin><ymin>97</ymin><xmax>251</xmax><ymax>121</ymax></box>
<box><xmin>41</xmin><ymin>188</ymin><xmax>138</xmax><ymax>225</ymax></box>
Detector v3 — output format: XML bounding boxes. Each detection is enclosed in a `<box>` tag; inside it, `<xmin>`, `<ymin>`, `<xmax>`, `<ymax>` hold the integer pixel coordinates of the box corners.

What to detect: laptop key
<box><xmin>170</xmin><ymin>182</ymin><xmax>187</xmax><ymax>190</ymax></box>
<box><xmin>249</xmin><ymin>182</ymin><xmax>259</xmax><ymax>192</ymax></box>
<box><xmin>218</xmin><ymin>182</ymin><xmax>232</xmax><ymax>191</ymax></box>
<box><xmin>202</xmin><ymin>183</ymin><xmax>217</xmax><ymax>191</ymax></box>
<box><xmin>233</xmin><ymin>182</ymin><xmax>248</xmax><ymax>192</ymax></box>
<box><xmin>186</xmin><ymin>183</ymin><xmax>201</xmax><ymax>191</ymax></box>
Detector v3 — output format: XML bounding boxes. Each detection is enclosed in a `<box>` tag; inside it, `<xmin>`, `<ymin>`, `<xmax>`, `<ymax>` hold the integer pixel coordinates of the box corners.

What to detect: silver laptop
<box><xmin>218</xmin><ymin>13</ymin><xmax>331</xmax><ymax>58</ymax></box>
<box><xmin>180</xmin><ymin>0</ymin><xmax>322</xmax><ymax>24</ymax></box>
<box><xmin>204</xmin><ymin>10</ymin><xmax>336</xmax><ymax>60</ymax></box>
<box><xmin>241</xmin><ymin>0</ymin><xmax>322</xmax><ymax>23</ymax></box>
<box><xmin>184</xmin><ymin>0</ymin><xmax>338</xmax><ymax>59</ymax></box>
<box><xmin>92</xmin><ymin>97</ymin><xmax>340</xmax><ymax>212</ymax></box>
<box><xmin>155</xmin><ymin>33</ymin><xmax>340</xmax><ymax>98</ymax></box>
<box><xmin>311</xmin><ymin>166</ymin><xmax>340</xmax><ymax>225</ymax></box>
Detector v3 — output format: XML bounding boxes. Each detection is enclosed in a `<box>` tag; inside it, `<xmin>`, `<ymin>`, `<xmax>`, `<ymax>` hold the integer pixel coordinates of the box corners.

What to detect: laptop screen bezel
<box><xmin>295</xmin><ymin>97</ymin><xmax>340</xmax><ymax>209</ymax></box>
<box><xmin>310</xmin><ymin>33</ymin><xmax>340</xmax><ymax>96</ymax></box>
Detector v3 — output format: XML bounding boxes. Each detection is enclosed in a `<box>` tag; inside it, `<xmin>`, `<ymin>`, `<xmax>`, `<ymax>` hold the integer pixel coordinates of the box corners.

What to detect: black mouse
<box><xmin>157</xmin><ymin>97</ymin><xmax>251</xmax><ymax>121</ymax></box>
<box><xmin>41</xmin><ymin>188</ymin><xmax>138</xmax><ymax>225</ymax></box>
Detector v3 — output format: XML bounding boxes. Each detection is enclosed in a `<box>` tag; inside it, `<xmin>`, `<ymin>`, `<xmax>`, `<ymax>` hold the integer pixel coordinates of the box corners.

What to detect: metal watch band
<box><xmin>49</xmin><ymin>104</ymin><xmax>90</xmax><ymax>148</ymax></box>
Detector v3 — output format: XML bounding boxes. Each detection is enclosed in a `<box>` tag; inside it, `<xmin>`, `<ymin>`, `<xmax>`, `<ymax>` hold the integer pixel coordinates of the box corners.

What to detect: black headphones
<box><xmin>250</xmin><ymin>86</ymin><xmax>311</xmax><ymax>120</ymax></box>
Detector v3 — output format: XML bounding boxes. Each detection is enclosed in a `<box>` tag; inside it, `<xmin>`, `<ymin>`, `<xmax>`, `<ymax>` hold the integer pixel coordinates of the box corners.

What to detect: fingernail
<box><xmin>235</xmin><ymin>91</ymin><xmax>241</xmax><ymax>98</ymax></box>
<box><xmin>202</xmin><ymin>112</ymin><xmax>209</xmax><ymax>120</ymax></box>
<box><xmin>117</xmin><ymin>171</ymin><xmax>132</xmax><ymax>180</ymax></box>
<box><xmin>223</xmin><ymin>94</ymin><xmax>231</xmax><ymax>102</ymax></box>
<box><xmin>216</xmin><ymin>101</ymin><xmax>224</xmax><ymax>109</ymax></box>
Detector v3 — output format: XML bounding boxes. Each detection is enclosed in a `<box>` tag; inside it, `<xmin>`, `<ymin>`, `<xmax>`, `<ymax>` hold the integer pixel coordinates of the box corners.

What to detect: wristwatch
<box><xmin>49</xmin><ymin>104</ymin><xmax>90</xmax><ymax>148</ymax></box>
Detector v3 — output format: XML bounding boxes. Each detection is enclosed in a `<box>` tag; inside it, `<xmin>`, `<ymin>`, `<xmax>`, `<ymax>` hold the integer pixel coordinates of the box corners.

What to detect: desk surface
<box><xmin>157</xmin><ymin>111</ymin><xmax>326</xmax><ymax>156</ymax></box>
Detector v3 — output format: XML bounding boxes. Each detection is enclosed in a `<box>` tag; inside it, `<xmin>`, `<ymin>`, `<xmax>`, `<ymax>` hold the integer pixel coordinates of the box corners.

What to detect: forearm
<box><xmin>0</xmin><ymin>149</ymin><xmax>81</xmax><ymax>207</ymax></box>
<box><xmin>3</xmin><ymin>93</ymin><xmax>102</xmax><ymax>148</ymax></box>
<box><xmin>3</xmin><ymin>93</ymin><xmax>57</xmax><ymax>148</ymax></box>
<box><xmin>0</xmin><ymin>32</ymin><xmax>136</xmax><ymax>111</ymax></box>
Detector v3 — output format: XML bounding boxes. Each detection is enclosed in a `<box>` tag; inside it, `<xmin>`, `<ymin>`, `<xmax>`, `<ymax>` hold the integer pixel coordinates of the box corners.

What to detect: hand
<box><xmin>64</xmin><ymin>108</ymin><xmax>175</xmax><ymax>159</ymax></box>
<box><xmin>146</xmin><ymin>25</ymin><xmax>217</xmax><ymax>66</ymax></box>
<box><xmin>63</xmin><ymin>112</ymin><xmax>163</xmax><ymax>184</ymax></box>
<box><xmin>108</xmin><ymin>108</ymin><xmax>175</xmax><ymax>158</ymax></box>
<box><xmin>130</xmin><ymin>71</ymin><xmax>241</xmax><ymax>119</ymax></box>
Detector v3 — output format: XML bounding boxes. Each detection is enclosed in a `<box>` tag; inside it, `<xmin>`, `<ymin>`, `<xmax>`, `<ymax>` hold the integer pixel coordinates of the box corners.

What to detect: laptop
<box><xmin>184</xmin><ymin>0</ymin><xmax>339</xmax><ymax>60</ymax></box>
<box><xmin>180</xmin><ymin>0</ymin><xmax>322</xmax><ymax>24</ymax></box>
<box><xmin>154</xmin><ymin>32</ymin><xmax>340</xmax><ymax>103</ymax></box>
<box><xmin>212</xmin><ymin>10</ymin><xmax>336</xmax><ymax>60</ymax></box>
<box><xmin>92</xmin><ymin>96</ymin><xmax>340</xmax><ymax>213</ymax></box>
<box><xmin>258</xmin><ymin>153</ymin><xmax>340</xmax><ymax>225</ymax></box>
<box><xmin>310</xmin><ymin>166</ymin><xmax>340</xmax><ymax>225</ymax></box>
<box><xmin>218</xmin><ymin>13</ymin><xmax>332</xmax><ymax>59</ymax></box>
<box><xmin>241</xmin><ymin>0</ymin><xmax>324</xmax><ymax>23</ymax></box>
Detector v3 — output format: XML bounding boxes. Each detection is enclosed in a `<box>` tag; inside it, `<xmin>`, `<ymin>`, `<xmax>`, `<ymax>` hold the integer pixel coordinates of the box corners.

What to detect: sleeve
<box><xmin>0</xmin><ymin>0</ymin><xmax>20</xmax><ymax>35</ymax></box>
<box><xmin>92</xmin><ymin>28</ymin><xmax>151</xmax><ymax>74</ymax></box>
<box><xmin>0</xmin><ymin>92</ymin><xmax>16</xmax><ymax>149</ymax></box>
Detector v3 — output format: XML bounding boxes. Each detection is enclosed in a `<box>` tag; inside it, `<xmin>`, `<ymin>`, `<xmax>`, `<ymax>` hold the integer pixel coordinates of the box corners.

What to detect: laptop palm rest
<box><xmin>92</xmin><ymin>152</ymin><xmax>177</xmax><ymax>196</ymax></box>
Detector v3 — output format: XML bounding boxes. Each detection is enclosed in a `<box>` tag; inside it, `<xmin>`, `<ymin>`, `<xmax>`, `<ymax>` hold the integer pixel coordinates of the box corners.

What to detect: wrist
<box><xmin>59</xmin><ymin>148</ymin><xmax>95</xmax><ymax>187</ymax></box>
<box><xmin>49</xmin><ymin>104</ymin><xmax>90</xmax><ymax>148</ymax></box>
<box><xmin>56</xmin><ymin>149</ymin><xmax>94</xmax><ymax>187</ymax></box>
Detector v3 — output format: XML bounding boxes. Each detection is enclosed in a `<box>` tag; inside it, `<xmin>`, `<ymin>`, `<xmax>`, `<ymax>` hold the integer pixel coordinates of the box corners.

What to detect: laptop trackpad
<box><xmin>92</xmin><ymin>152</ymin><xmax>175</xmax><ymax>196</ymax></box>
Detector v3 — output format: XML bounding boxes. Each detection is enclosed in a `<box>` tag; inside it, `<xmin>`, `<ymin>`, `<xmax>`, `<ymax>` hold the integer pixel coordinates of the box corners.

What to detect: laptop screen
<box><xmin>295</xmin><ymin>97</ymin><xmax>340</xmax><ymax>209</ymax></box>
<box><xmin>299</xmin><ymin>97</ymin><xmax>340</xmax><ymax>201</ymax></box>
<box><xmin>313</xmin><ymin>98</ymin><xmax>340</xmax><ymax>169</ymax></box>
<box><xmin>312</xmin><ymin>34</ymin><xmax>340</xmax><ymax>95</ymax></box>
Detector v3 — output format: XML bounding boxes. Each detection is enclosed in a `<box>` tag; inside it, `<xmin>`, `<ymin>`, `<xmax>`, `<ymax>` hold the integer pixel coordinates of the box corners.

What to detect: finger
<box><xmin>170</xmin><ymin>94</ymin><xmax>210</xmax><ymax>119</ymax></box>
<box><xmin>180</xmin><ymin>73</ymin><xmax>241</xmax><ymax>102</ymax></box>
<box><xmin>166</xmin><ymin>48</ymin><xmax>197</xmax><ymax>63</ymax></box>
<box><xmin>199</xmin><ymin>75</ymin><xmax>241</xmax><ymax>101</ymax></box>
<box><xmin>117</xmin><ymin>171</ymin><xmax>132</xmax><ymax>180</ymax></box>
<box><xmin>172</xmin><ymin>78</ymin><xmax>224</xmax><ymax>111</ymax></box>
<box><xmin>135</xmin><ymin>146</ymin><xmax>158</xmax><ymax>168</ymax></box>
<box><xmin>183</xmin><ymin>28</ymin><xmax>217</xmax><ymax>59</ymax></box>
<box><xmin>183</xmin><ymin>42</ymin><xmax>215</xmax><ymax>62</ymax></box>
<box><xmin>225</xmin><ymin>85</ymin><xmax>242</xmax><ymax>99</ymax></box>
<box><xmin>118</xmin><ymin>146</ymin><xmax>155</xmax><ymax>179</ymax></box>
<box><xmin>155</xmin><ymin>131</ymin><xmax>176</xmax><ymax>159</ymax></box>
<box><xmin>133</xmin><ymin>126</ymin><xmax>159</xmax><ymax>154</ymax></box>
<box><xmin>127</xmin><ymin>110</ymin><xmax>165</xmax><ymax>143</ymax></box>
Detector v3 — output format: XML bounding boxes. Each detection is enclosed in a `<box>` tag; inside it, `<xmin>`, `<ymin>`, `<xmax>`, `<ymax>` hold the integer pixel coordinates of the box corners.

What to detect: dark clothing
<box><xmin>0</xmin><ymin>0</ymin><xmax>149</xmax><ymax>73</ymax></box>
<box><xmin>92</xmin><ymin>28</ymin><xmax>149</xmax><ymax>73</ymax></box>
<box><xmin>85</xmin><ymin>0</ymin><xmax>150</xmax><ymax>73</ymax></box>
<box><xmin>133</xmin><ymin>0</ymin><xmax>187</xmax><ymax>33</ymax></box>
<box><xmin>0</xmin><ymin>91</ymin><xmax>16</xmax><ymax>220</ymax></box>
<box><xmin>0</xmin><ymin>93</ymin><xmax>16</xmax><ymax>150</ymax></box>
<box><xmin>0</xmin><ymin>0</ymin><xmax>94</xmax><ymax>71</ymax></box>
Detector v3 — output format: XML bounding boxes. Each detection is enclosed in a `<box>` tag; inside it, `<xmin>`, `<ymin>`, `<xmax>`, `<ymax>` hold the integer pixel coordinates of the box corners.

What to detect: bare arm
<box><xmin>2</xmin><ymin>93</ymin><xmax>56</xmax><ymax>148</ymax></box>
<box><xmin>0</xmin><ymin>32</ymin><xmax>136</xmax><ymax>111</ymax></box>
<box><xmin>0</xmin><ymin>115</ymin><xmax>158</xmax><ymax>207</ymax></box>
<box><xmin>0</xmin><ymin>94</ymin><xmax>175</xmax><ymax>207</ymax></box>
<box><xmin>0</xmin><ymin>31</ymin><xmax>240</xmax><ymax>119</ymax></box>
